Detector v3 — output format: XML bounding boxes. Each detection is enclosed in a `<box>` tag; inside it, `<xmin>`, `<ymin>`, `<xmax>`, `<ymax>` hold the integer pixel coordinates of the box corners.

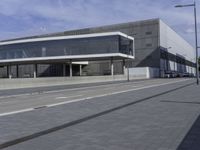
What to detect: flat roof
<box><xmin>0</xmin><ymin>32</ymin><xmax>134</xmax><ymax>46</ymax></box>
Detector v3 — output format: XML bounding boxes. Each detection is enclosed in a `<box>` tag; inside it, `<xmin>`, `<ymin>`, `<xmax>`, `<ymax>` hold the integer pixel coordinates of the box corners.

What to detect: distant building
<box><xmin>0</xmin><ymin>18</ymin><xmax>196</xmax><ymax>79</ymax></box>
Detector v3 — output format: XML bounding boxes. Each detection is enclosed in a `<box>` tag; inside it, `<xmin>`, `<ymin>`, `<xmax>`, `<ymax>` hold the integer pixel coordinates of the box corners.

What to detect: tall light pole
<box><xmin>175</xmin><ymin>1</ymin><xmax>199</xmax><ymax>85</ymax></box>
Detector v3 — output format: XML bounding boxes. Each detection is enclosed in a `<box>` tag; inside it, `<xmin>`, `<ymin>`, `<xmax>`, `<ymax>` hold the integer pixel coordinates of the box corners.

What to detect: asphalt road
<box><xmin>0</xmin><ymin>78</ymin><xmax>199</xmax><ymax>150</ymax></box>
<box><xmin>0</xmin><ymin>79</ymin><xmax>189</xmax><ymax>115</ymax></box>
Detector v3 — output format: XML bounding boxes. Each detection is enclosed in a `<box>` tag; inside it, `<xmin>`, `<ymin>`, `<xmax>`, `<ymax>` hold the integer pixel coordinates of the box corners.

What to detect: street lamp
<box><xmin>175</xmin><ymin>1</ymin><xmax>199</xmax><ymax>85</ymax></box>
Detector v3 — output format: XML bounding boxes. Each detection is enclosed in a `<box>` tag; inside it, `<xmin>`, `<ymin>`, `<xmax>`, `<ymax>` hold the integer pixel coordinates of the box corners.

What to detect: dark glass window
<box><xmin>145</xmin><ymin>31</ymin><xmax>152</xmax><ymax>35</ymax></box>
<box><xmin>17</xmin><ymin>64</ymin><xmax>34</xmax><ymax>78</ymax></box>
<box><xmin>119</xmin><ymin>37</ymin><xmax>134</xmax><ymax>55</ymax></box>
<box><xmin>37</xmin><ymin>64</ymin><xmax>63</xmax><ymax>77</ymax></box>
<box><xmin>0</xmin><ymin>35</ymin><xmax>133</xmax><ymax>60</ymax></box>
<box><xmin>146</xmin><ymin>43</ymin><xmax>152</xmax><ymax>47</ymax></box>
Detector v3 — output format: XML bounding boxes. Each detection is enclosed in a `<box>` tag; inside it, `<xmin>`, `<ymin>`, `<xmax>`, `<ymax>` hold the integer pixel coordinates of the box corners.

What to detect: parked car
<box><xmin>164</xmin><ymin>71</ymin><xmax>177</xmax><ymax>78</ymax></box>
<box><xmin>183</xmin><ymin>72</ymin><xmax>190</xmax><ymax>77</ymax></box>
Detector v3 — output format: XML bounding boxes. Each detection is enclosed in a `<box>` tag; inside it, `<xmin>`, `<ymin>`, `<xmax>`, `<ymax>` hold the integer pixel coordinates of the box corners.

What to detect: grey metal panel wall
<box><xmin>159</xmin><ymin>20</ymin><xmax>195</xmax><ymax>63</ymax></box>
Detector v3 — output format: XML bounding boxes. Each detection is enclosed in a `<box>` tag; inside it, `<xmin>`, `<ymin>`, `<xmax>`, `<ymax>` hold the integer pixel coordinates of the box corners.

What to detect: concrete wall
<box><xmin>127</xmin><ymin>67</ymin><xmax>160</xmax><ymax>79</ymax></box>
<box><xmin>59</xmin><ymin>19</ymin><xmax>160</xmax><ymax>68</ymax></box>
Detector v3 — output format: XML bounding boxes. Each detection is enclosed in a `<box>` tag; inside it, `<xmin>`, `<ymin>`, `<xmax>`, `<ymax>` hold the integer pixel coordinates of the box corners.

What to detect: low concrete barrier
<box><xmin>0</xmin><ymin>66</ymin><xmax>160</xmax><ymax>90</ymax></box>
<box><xmin>0</xmin><ymin>75</ymin><xmax>147</xmax><ymax>90</ymax></box>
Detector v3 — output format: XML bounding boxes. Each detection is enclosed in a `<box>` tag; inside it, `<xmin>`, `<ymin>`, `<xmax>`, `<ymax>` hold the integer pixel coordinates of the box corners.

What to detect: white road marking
<box><xmin>55</xmin><ymin>95</ymin><xmax>82</xmax><ymax>100</ymax></box>
<box><xmin>0</xmin><ymin>79</ymin><xmax>191</xmax><ymax>117</ymax></box>
<box><xmin>55</xmin><ymin>97</ymin><xmax>68</xmax><ymax>99</ymax></box>
<box><xmin>0</xmin><ymin>93</ymin><xmax>31</xmax><ymax>100</ymax></box>
<box><xmin>0</xmin><ymin>108</ymin><xmax>34</xmax><ymax>117</ymax></box>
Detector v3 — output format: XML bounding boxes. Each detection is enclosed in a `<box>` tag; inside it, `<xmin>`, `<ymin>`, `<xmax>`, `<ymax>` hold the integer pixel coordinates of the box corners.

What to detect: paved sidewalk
<box><xmin>0</xmin><ymin>79</ymin><xmax>199</xmax><ymax>150</ymax></box>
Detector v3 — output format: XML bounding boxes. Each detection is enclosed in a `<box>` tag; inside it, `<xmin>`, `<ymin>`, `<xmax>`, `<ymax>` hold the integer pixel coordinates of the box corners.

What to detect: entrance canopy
<box><xmin>0</xmin><ymin>32</ymin><xmax>134</xmax><ymax>65</ymax></box>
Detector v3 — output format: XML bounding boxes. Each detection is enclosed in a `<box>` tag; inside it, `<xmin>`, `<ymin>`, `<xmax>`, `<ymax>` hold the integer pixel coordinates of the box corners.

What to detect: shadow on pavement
<box><xmin>161</xmin><ymin>100</ymin><xmax>200</xmax><ymax>105</ymax></box>
<box><xmin>177</xmin><ymin>114</ymin><xmax>200</xmax><ymax>150</ymax></box>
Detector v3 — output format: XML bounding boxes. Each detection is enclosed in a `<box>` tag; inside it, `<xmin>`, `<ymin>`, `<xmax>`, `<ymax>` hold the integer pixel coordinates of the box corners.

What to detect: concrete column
<box><xmin>16</xmin><ymin>65</ymin><xmax>19</xmax><ymax>78</ymax></box>
<box><xmin>69</xmin><ymin>61</ymin><xmax>72</xmax><ymax>77</ymax></box>
<box><xmin>127</xmin><ymin>60</ymin><xmax>130</xmax><ymax>82</ymax></box>
<box><xmin>63</xmin><ymin>64</ymin><xmax>66</xmax><ymax>76</ymax></box>
<box><xmin>80</xmin><ymin>65</ymin><xmax>82</xmax><ymax>76</ymax></box>
<box><xmin>111</xmin><ymin>58</ymin><xmax>114</xmax><ymax>76</ymax></box>
<box><xmin>33</xmin><ymin>64</ymin><xmax>37</xmax><ymax>78</ymax></box>
<box><xmin>123</xmin><ymin>59</ymin><xmax>126</xmax><ymax>74</ymax></box>
<box><xmin>7</xmin><ymin>65</ymin><xmax>12</xmax><ymax>79</ymax></box>
<box><xmin>174</xmin><ymin>61</ymin><xmax>176</xmax><ymax>71</ymax></box>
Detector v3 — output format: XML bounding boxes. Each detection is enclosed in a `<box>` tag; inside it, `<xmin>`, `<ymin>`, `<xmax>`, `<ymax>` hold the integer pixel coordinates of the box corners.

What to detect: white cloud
<box><xmin>185</xmin><ymin>28</ymin><xmax>194</xmax><ymax>34</ymax></box>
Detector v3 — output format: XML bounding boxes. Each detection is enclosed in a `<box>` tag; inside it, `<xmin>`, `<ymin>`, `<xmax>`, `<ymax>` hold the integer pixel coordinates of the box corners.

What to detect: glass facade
<box><xmin>37</xmin><ymin>64</ymin><xmax>64</xmax><ymax>77</ymax></box>
<box><xmin>0</xmin><ymin>35</ymin><xmax>134</xmax><ymax>60</ymax></box>
<box><xmin>0</xmin><ymin>66</ymin><xmax>7</xmax><ymax>78</ymax></box>
<box><xmin>119</xmin><ymin>36</ymin><xmax>134</xmax><ymax>56</ymax></box>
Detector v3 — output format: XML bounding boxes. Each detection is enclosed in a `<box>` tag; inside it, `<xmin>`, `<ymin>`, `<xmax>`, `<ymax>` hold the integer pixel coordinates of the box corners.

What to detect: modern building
<box><xmin>0</xmin><ymin>32</ymin><xmax>134</xmax><ymax>78</ymax></box>
<box><xmin>0</xmin><ymin>18</ymin><xmax>196</xmax><ymax>79</ymax></box>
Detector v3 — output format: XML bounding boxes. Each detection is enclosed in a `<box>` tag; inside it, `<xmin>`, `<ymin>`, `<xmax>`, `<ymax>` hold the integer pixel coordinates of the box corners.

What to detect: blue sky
<box><xmin>0</xmin><ymin>0</ymin><xmax>200</xmax><ymax>47</ymax></box>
